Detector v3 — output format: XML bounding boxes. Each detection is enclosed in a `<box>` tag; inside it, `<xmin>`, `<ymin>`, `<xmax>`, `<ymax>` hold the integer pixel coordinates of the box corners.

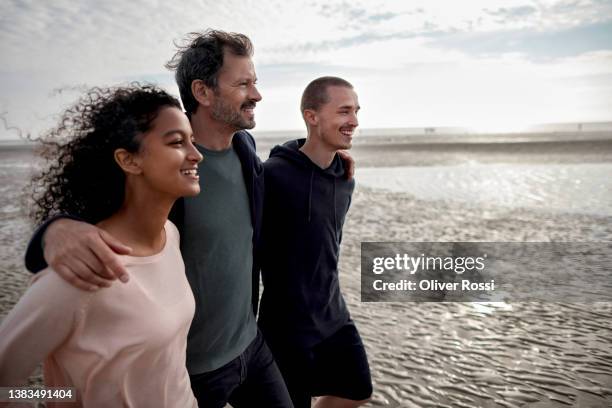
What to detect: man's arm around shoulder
<box><xmin>24</xmin><ymin>215</ymin><xmax>132</xmax><ymax>291</ymax></box>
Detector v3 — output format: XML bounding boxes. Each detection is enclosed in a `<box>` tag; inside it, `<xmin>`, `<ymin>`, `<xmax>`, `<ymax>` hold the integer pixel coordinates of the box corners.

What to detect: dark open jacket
<box><xmin>24</xmin><ymin>130</ymin><xmax>265</xmax><ymax>315</ymax></box>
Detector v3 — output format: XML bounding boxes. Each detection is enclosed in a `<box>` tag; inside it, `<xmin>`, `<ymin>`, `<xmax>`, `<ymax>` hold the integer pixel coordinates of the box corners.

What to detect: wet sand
<box><xmin>335</xmin><ymin>135</ymin><xmax>612</xmax><ymax>406</ymax></box>
<box><xmin>1</xmin><ymin>135</ymin><xmax>612</xmax><ymax>406</ymax></box>
<box><xmin>342</xmin><ymin>187</ymin><xmax>612</xmax><ymax>407</ymax></box>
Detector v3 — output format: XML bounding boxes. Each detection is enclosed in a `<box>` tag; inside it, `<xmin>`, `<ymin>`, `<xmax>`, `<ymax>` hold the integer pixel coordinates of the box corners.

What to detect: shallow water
<box><xmin>357</xmin><ymin>163</ymin><xmax>612</xmax><ymax>217</ymax></box>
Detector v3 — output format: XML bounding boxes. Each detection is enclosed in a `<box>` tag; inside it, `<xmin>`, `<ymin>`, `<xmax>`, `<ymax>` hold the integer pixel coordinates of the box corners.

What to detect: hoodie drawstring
<box><xmin>307</xmin><ymin>169</ymin><xmax>314</xmax><ymax>222</ymax></box>
<box><xmin>333</xmin><ymin>178</ymin><xmax>337</xmax><ymax>233</ymax></box>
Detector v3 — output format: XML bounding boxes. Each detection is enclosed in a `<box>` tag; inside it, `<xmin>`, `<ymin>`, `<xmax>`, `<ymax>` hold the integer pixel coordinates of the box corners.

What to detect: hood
<box><xmin>269</xmin><ymin>138</ymin><xmax>347</xmax><ymax>178</ymax></box>
<box><xmin>269</xmin><ymin>138</ymin><xmax>348</xmax><ymax>224</ymax></box>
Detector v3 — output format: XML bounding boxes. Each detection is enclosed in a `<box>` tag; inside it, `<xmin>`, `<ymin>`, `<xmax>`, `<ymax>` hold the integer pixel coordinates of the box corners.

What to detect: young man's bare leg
<box><xmin>314</xmin><ymin>395</ymin><xmax>370</xmax><ymax>408</ymax></box>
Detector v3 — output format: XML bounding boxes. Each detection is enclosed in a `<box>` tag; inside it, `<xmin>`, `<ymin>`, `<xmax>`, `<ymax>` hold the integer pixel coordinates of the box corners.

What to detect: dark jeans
<box><xmin>189</xmin><ymin>329</ymin><xmax>294</xmax><ymax>408</ymax></box>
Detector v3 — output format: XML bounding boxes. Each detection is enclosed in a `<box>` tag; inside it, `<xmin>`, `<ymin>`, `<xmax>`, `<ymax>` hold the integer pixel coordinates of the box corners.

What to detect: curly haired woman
<box><xmin>0</xmin><ymin>84</ymin><xmax>202</xmax><ymax>407</ymax></box>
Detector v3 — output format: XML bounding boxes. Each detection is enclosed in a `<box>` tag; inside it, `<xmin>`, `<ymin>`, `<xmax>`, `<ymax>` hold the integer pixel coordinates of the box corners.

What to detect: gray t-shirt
<box><xmin>181</xmin><ymin>143</ymin><xmax>257</xmax><ymax>374</ymax></box>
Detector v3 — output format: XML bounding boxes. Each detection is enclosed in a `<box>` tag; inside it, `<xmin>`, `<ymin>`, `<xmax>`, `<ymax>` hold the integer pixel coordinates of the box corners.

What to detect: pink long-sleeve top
<box><xmin>0</xmin><ymin>221</ymin><xmax>197</xmax><ymax>407</ymax></box>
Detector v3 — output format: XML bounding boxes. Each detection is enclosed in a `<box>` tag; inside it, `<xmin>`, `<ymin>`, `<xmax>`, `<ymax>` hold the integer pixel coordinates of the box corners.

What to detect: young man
<box><xmin>24</xmin><ymin>30</ymin><xmax>293</xmax><ymax>408</ymax></box>
<box><xmin>259</xmin><ymin>77</ymin><xmax>373</xmax><ymax>408</ymax></box>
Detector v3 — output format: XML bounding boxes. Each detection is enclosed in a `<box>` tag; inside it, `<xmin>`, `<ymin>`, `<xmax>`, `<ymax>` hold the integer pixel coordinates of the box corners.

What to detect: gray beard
<box><xmin>211</xmin><ymin>98</ymin><xmax>255</xmax><ymax>130</ymax></box>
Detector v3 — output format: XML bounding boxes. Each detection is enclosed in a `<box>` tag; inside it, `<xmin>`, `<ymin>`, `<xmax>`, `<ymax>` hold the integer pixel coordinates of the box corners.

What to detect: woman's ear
<box><xmin>191</xmin><ymin>79</ymin><xmax>212</xmax><ymax>107</ymax></box>
<box><xmin>114</xmin><ymin>148</ymin><xmax>142</xmax><ymax>175</ymax></box>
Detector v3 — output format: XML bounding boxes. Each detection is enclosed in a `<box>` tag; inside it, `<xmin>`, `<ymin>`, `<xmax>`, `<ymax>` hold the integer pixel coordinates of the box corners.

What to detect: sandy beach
<box><xmin>1</xmin><ymin>133</ymin><xmax>611</xmax><ymax>406</ymax></box>
<box><xmin>343</xmin><ymin>187</ymin><xmax>612</xmax><ymax>407</ymax></box>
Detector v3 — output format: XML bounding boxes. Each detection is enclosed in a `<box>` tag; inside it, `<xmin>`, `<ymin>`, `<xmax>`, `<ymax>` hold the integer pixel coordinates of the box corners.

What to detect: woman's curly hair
<box><xmin>30</xmin><ymin>83</ymin><xmax>181</xmax><ymax>225</ymax></box>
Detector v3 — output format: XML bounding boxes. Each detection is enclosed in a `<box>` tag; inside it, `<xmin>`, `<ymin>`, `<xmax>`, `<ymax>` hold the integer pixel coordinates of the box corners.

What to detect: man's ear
<box><xmin>114</xmin><ymin>148</ymin><xmax>142</xmax><ymax>175</ymax></box>
<box><xmin>191</xmin><ymin>79</ymin><xmax>213</xmax><ymax>107</ymax></box>
<box><xmin>303</xmin><ymin>109</ymin><xmax>318</xmax><ymax>127</ymax></box>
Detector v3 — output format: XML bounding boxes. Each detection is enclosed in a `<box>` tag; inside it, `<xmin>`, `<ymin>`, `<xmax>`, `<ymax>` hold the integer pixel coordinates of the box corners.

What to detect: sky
<box><xmin>1</xmin><ymin>0</ymin><xmax>612</xmax><ymax>139</ymax></box>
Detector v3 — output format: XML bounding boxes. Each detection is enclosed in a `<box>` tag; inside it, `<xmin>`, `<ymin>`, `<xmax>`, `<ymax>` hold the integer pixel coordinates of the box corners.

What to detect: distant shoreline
<box><xmin>253</xmin><ymin>131</ymin><xmax>612</xmax><ymax>165</ymax></box>
<box><xmin>349</xmin><ymin>138</ymin><xmax>612</xmax><ymax>167</ymax></box>
<box><xmin>0</xmin><ymin>140</ymin><xmax>36</xmax><ymax>151</ymax></box>
<box><xmin>3</xmin><ymin>130</ymin><xmax>612</xmax><ymax>160</ymax></box>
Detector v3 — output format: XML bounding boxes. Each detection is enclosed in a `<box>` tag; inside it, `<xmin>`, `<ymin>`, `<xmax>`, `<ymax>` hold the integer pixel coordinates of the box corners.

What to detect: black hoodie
<box><xmin>258</xmin><ymin>139</ymin><xmax>354</xmax><ymax>349</ymax></box>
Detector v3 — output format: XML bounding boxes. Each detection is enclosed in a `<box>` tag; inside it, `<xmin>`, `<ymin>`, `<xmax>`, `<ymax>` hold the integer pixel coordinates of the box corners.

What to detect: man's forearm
<box><xmin>24</xmin><ymin>214</ymin><xmax>84</xmax><ymax>273</ymax></box>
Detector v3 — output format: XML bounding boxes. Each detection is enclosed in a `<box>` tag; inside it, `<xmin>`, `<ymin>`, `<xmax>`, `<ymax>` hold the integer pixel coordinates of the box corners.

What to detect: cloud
<box><xmin>429</xmin><ymin>21</ymin><xmax>612</xmax><ymax>60</ymax></box>
<box><xmin>262</xmin><ymin>0</ymin><xmax>612</xmax><ymax>58</ymax></box>
<box><xmin>484</xmin><ymin>5</ymin><xmax>538</xmax><ymax>21</ymax></box>
<box><xmin>264</xmin><ymin>31</ymin><xmax>424</xmax><ymax>55</ymax></box>
<box><xmin>315</xmin><ymin>1</ymin><xmax>402</xmax><ymax>27</ymax></box>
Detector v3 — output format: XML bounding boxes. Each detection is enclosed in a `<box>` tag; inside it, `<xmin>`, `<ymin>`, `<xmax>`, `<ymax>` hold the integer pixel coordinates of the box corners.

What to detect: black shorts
<box><xmin>270</xmin><ymin>322</ymin><xmax>373</xmax><ymax>408</ymax></box>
